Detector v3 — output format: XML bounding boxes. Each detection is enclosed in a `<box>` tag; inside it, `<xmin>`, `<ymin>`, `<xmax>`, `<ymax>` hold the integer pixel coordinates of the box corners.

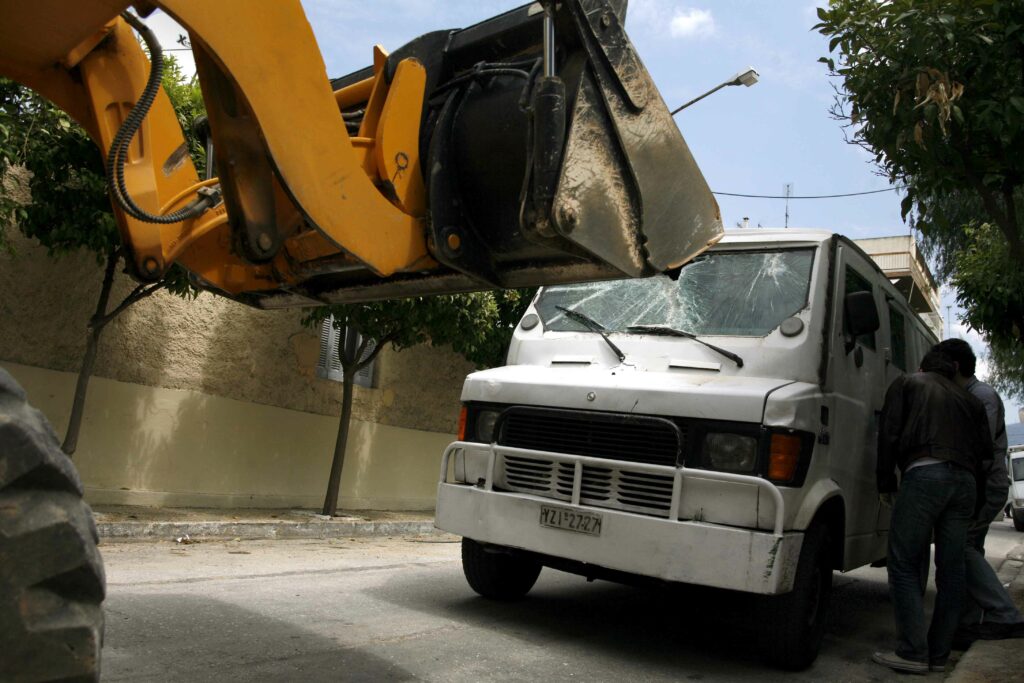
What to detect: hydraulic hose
<box><xmin>106</xmin><ymin>12</ymin><xmax>213</xmax><ymax>224</ymax></box>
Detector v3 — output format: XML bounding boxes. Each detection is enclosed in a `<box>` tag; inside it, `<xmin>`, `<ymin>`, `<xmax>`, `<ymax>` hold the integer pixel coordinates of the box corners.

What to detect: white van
<box><xmin>435</xmin><ymin>230</ymin><xmax>938</xmax><ymax>669</ymax></box>
<box><xmin>1010</xmin><ymin>445</ymin><xmax>1024</xmax><ymax>531</ymax></box>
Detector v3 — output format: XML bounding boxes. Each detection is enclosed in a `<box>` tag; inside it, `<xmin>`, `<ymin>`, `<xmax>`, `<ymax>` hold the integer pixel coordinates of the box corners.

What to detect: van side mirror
<box><xmin>844</xmin><ymin>290</ymin><xmax>879</xmax><ymax>353</ymax></box>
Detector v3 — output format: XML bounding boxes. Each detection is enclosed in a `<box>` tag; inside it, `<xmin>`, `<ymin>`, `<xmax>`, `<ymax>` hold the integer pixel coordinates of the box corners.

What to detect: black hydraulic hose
<box><xmin>106</xmin><ymin>12</ymin><xmax>212</xmax><ymax>224</ymax></box>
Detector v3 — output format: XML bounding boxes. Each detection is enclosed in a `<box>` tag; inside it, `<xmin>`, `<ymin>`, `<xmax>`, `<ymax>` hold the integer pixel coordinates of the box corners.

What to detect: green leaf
<box><xmin>1010</xmin><ymin>97</ymin><xmax>1024</xmax><ymax>114</ymax></box>
<box><xmin>900</xmin><ymin>195</ymin><xmax>914</xmax><ymax>221</ymax></box>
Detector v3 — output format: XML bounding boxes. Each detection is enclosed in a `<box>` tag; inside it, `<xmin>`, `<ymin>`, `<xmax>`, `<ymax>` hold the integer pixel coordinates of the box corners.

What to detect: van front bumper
<box><xmin>435</xmin><ymin>442</ymin><xmax>804</xmax><ymax>595</ymax></box>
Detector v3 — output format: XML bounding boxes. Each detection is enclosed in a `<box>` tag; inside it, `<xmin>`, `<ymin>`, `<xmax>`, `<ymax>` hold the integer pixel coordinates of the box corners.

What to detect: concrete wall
<box><xmin>0</xmin><ymin>230</ymin><xmax>476</xmax><ymax>509</ymax></box>
<box><xmin>5</xmin><ymin>362</ymin><xmax>449</xmax><ymax>509</ymax></box>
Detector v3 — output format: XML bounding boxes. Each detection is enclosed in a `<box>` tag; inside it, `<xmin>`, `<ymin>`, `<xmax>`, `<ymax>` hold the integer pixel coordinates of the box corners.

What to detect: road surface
<box><xmin>100</xmin><ymin>518</ymin><xmax>1022</xmax><ymax>681</ymax></box>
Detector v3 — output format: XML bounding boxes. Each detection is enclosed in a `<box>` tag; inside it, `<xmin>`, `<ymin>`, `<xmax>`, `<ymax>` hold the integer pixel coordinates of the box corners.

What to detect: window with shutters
<box><xmin>316</xmin><ymin>316</ymin><xmax>378</xmax><ymax>388</ymax></box>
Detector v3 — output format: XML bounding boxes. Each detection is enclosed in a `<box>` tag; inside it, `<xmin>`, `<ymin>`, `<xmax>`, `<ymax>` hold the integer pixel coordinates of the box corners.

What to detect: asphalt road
<box><xmin>100</xmin><ymin>518</ymin><xmax>1023</xmax><ymax>682</ymax></box>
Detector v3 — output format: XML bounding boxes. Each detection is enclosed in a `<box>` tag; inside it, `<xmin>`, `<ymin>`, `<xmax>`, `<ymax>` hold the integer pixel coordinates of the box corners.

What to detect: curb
<box><xmin>97</xmin><ymin>519</ymin><xmax>441</xmax><ymax>541</ymax></box>
<box><xmin>947</xmin><ymin>542</ymin><xmax>1024</xmax><ymax>683</ymax></box>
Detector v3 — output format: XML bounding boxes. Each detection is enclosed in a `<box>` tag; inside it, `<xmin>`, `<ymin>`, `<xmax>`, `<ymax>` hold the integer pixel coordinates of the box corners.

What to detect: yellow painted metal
<box><xmin>1</xmin><ymin>0</ymin><xmax>442</xmax><ymax>295</ymax></box>
<box><xmin>158</xmin><ymin>0</ymin><xmax>432</xmax><ymax>276</ymax></box>
<box><xmin>75</xmin><ymin>19</ymin><xmax>281</xmax><ymax>292</ymax></box>
<box><xmin>376</xmin><ymin>59</ymin><xmax>427</xmax><ymax>216</ymax></box>
<box><xmin>334</xmin><ymin>77</ymin><xmax>374</xmax><ymax>110</ymax></box>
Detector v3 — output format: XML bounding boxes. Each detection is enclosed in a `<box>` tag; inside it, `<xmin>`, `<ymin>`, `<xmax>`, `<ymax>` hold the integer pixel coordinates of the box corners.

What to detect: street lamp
<box><xmin>670</xmin><ymin>67</ymin><xmax>760</xmax><ymax>116</ymax></box>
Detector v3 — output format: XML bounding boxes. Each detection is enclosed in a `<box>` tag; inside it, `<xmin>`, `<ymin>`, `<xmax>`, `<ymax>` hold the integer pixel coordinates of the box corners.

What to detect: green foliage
<box><xmin>0</xmin><ymin>79</ymin><xmax>58</xmax><ymax>252</ymax></box>
<box><xmin>986</xmin><ymin>340</ymin><xmax>1024</xmax><ymax>403</ymax></box>
<box><xmin>816</xmin><ymin>1</ymin><xmax>1024</xmax><ymax>258</ymax></box>
<box><xmin>302</xmin><ymin>289</ymin><xmax>535</xmax><ymax>371</ymax></box>
<box><xmin>952</xmin><ymin>222</ymin><xmax>1024</xmax><ymax>346</ymax></box>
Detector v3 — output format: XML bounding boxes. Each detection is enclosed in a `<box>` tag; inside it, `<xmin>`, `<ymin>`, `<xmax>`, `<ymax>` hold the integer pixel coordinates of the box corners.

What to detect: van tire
<box><xmin>0</xmin><ymin>370</ymin><xmax>105</xmax><ymax>682</ymax></box>
<box><xmin>1013</xmin><ymin>509</ymin><xmax>1024</xmax><ymax>532</ymax></box>
<box><xmin>461</xmin><ymin>538</ymin><xmax>541</xmax><ymax>600</ymax></box>
<box><xmin>757</xmin><ymin>521</ymin><xmax>832</xmax><ymax>670</ymax></box>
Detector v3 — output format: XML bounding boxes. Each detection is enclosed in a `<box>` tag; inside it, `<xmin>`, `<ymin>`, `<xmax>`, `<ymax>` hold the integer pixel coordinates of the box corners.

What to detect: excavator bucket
<box><xmin>281</xmin><ymin>0</ymin><xmax>723</xmax><ymax>306</ymax></box>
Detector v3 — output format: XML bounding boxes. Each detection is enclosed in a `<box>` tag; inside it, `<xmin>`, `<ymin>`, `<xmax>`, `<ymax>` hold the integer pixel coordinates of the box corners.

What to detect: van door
<box><xmin>827</xmin><ymin>244</ymin><xmax>888</xmax><ymax>567</ymax></box>
<box><xmin>876</xmin><ymin>302</ymin><xmax>909</xmax><ymax>533</ymax></box>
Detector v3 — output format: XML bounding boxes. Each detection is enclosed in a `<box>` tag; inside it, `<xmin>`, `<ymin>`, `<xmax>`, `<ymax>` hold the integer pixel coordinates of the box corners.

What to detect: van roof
<box><xmin>716</xmin><ymin>229</ymin><xmax>835</xmax><ymax>247</ymax></box>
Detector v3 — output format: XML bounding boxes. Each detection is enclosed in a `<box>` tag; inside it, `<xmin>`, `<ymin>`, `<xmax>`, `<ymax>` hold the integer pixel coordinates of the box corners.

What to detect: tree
<box><xmin>302</xmin><ymin>289</ymin><xmax>533</xmax><ymax>516</ymax></box>
<box><xmin>909</xmin><ymin>188</ymin><xmax>1024</xmax><ymax>398</ymax></box>
<box><xmin>816</xmin><ymin>2</ymin><xmax>1024</xmax><ymax>337</ymax></box>
<box><xmin>0</xmin><ymin>57</ymin><xmax>203</xmax><ymax>455</ymax></box>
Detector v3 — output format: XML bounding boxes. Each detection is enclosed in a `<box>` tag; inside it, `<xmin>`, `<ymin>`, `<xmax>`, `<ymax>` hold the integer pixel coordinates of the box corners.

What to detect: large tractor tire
<box><xmin>0</xmin><ymin>369</ymin><xmax>105</xmax><ymax>682</ymax></box>
<box><xmin>461</xmin><ymin>538</ymin><xmax>542</xmax><ymax>600</ymax></box>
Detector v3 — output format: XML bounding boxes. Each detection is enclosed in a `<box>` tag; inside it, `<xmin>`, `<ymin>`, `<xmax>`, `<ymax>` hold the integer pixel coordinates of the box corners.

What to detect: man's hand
<box><xmin>879</xmin><ymin>492</ymin><xmax>896</xmax><ymax>508</ymax></box>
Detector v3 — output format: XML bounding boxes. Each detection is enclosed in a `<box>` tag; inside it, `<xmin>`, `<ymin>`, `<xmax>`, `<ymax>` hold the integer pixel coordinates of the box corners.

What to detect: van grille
<box><xmin>498</xmin><ymin>454</ymin><xmax>675</xmax><ymax>517</ymax></box>
<box><xmin>497</xmin><ymin>406</ymin><xmax>683</xmax><ymax>466</ymax></box>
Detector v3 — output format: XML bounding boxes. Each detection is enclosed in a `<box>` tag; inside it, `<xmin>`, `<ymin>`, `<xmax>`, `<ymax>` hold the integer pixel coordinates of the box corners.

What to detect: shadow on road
<box><xmin>371</xmin><ymin>561</ymin><xmax>899</xmax><ymax>680</ymax></box>
<box><xmin>103</xmin><ymin>594</ymin><xmax>416</xmax><ymax>682</ymax></box>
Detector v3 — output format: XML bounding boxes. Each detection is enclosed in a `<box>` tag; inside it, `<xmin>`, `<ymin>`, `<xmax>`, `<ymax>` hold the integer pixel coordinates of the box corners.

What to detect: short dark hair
<box><xmin>920</xmin><ymin>350</ymin><xmax>956</xmax><ymax>379</ymax></box>
<box><xmin>932</xmin><ymin>338</ymin><xmax>976</xmax><ymax>377</ymax></box>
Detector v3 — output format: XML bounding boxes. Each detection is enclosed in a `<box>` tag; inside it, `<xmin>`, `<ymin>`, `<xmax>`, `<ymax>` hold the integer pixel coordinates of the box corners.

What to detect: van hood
<box><xmin>462</xmin><ymin>364</ymin><xmax>795</xmax><ymax>423</ymax></box>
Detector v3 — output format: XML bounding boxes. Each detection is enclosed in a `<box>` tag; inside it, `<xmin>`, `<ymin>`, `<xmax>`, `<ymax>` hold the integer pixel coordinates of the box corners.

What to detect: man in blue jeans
<box><xmin>873</xmin><ymin>351</ymin><xmax>992</xmax><ymax>674</ymax></box>
<box><xmin>934</xmin><ymin>339</ymin><xmax>1024</xmax><ymax>643</ymax></box>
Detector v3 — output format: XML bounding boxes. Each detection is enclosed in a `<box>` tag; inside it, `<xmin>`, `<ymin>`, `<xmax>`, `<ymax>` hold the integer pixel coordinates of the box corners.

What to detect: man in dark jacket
<box><xmin>933</xmin><ymin>338</ymin><xmax>1024</xmax><ymax>642</ymax></box>
<box><xmin>873</xmin><ymin>351</ymin><xmax>993</xmax><ymax>674</ymax></box>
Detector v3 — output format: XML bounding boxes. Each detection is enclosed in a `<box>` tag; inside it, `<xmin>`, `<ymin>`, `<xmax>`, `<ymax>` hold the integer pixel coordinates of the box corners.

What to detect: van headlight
<box><xmin>703</xmin><ymin>433</ymin><xmax>758</xmax><ymax>473</ymax></box>
<box><xmin>475</xmin><ymin>410</ymin><xmax>500</xmax><ymax>443</ymax></box>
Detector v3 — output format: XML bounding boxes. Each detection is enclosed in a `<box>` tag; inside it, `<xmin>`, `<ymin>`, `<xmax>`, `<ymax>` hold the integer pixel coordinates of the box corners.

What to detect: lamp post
<box><xmin>670</xmin><ymin>67</ymin><xmax>759</xmax><ymax>116</ymax></box>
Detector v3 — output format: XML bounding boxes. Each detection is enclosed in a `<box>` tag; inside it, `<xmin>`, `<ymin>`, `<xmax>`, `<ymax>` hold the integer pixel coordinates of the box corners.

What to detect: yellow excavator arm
<box><xmin>0</xmin><ymin>0</ymin><xmax>721</xmax><ymax>307</ymax></box>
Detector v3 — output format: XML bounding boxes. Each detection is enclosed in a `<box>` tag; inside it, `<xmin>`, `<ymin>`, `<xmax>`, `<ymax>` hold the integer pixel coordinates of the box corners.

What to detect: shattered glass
<box><xmin>536</xmin><ymin>249</ymin><xmax>816</xmax><ymax>337</ymax></box>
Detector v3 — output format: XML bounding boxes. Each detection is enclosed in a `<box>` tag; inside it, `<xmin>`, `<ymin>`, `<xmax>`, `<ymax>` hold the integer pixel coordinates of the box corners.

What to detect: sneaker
<box><xmin>975</xmin><ymin>621</ymin><xmax>1024</xmax><ymax>640</ymax></box>
<box><xmin>872</xmin><ymin>651</ymin><xmax>928</xmax><ymax>675</ymax></box>
<box><xmin>929</xmin><ymin>661</ymin><xmax>947</xmax><ymax>673</ymax></box>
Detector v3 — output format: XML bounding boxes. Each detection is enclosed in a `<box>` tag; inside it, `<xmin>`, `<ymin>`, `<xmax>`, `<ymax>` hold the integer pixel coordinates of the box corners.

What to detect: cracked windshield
<box><xmin>536</xmin><ymin>249</ymin><xmax>816</xmax><ymax>337</ymax></box>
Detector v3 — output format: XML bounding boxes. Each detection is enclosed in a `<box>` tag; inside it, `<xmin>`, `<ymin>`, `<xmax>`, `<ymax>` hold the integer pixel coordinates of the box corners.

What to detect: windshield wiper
<box><xmin>556</xmin><ymin>305</ymin><xmax>626</xmax><ymax>363</ymax></box>
<box><xmin>626</xmin><ymin>325</ymin><xmax>744</xmax><ymax>368</ymax></box>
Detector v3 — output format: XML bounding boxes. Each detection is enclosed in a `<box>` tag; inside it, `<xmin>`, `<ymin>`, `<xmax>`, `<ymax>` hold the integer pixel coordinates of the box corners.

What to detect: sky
<box><xmin>148</xmin><ymin>0</ymin><xmax>1022</xmax><ymax>424</ymax></box>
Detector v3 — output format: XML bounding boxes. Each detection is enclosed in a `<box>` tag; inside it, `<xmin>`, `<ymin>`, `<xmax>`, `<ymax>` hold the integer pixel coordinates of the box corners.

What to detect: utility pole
<box><xmin>946</xmin><ymin>305</ymin><xmax>952</xmax><ymax>339</ymax></box>
<box><xmin>783</xmin><ymin>183</ymin><xmax>793</xmax><ymax>229</ymax></box>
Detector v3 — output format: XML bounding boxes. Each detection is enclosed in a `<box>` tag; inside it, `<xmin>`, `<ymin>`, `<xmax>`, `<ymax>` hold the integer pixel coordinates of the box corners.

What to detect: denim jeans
<box><xmin>961</xmin><ymin>520</ymin><xmax>1024</xmax><ymax>626</ymax></box>
<box><xmin>888</xmin><ymin>461</ymin><xmax>976</xmax><ymax>664</ymax></box>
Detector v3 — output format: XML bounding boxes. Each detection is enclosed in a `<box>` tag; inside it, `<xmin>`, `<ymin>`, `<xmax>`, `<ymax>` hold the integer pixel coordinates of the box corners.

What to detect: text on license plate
<box><xmin>539</xmin><ymin>505</ymin><xmax>602</xmax><ymax>536</ymax></box>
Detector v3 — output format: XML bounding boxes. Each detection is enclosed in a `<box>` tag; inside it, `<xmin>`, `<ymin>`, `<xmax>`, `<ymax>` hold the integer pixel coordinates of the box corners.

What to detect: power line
<box><xmin>712</xmin><ymin>186</ymin><xmax>905</xmax><ymax>199</ymax></box>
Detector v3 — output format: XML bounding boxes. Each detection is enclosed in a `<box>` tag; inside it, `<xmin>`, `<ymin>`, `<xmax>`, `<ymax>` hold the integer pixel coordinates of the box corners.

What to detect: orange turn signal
<box><xmin>768</xmin><ymin>433</ymin><xmax>802</xmax><ymax>482</ymax></box>
<box><xmin>457</xmin><ymin>406</ymin><xmax>468</xmax><ymax>441</ymax></box>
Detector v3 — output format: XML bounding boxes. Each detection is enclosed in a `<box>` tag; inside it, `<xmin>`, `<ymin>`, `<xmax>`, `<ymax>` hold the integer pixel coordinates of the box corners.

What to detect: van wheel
<box><xmin>461</xmin><ymin>538</ymin><xmax>541</xmax><ymax>600</ymax></box>
<box><xmin>1013</xmin><ymin>510</ymin><xmax>1024</xmax><ymax>532</ymax></box>
<box><xmin>0</xmin><ymin>370</ymin><xmax>105</xmax><ymax>682</ymax></box>
<box><xmin>757</xmin><ymin>521</ymin><xmax>832</xmax><ymax>670</ymax></box>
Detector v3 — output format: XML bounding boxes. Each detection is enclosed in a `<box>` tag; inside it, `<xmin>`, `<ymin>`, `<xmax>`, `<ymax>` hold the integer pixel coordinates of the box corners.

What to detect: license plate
<box><xmin>539</xmin><ymin>505</ymin><xmax>603</xmax><ymax>536</ymax></box>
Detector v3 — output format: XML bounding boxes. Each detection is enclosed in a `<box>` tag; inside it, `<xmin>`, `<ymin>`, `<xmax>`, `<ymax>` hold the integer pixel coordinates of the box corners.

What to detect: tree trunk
<box><xmin>322</xmin><ymin>372</ymin><xmax>355</xmax><ymax>516</ymax></box>
<box><xmin>61</xmin><ymin>250</ymin><xmax>118</xmax><ymax>456</ymax></box>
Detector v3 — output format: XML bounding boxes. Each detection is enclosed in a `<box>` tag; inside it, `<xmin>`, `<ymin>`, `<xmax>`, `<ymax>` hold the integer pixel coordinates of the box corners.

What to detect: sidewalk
<box><xmin>92</xmin><ymin>504</ymin><xmax>438</xmax><ymax>541</ymax></box>
<box><xmin>948</xmin><ymin>541</ymin><xmax>1024</xmax><ymax>682</ymax></box>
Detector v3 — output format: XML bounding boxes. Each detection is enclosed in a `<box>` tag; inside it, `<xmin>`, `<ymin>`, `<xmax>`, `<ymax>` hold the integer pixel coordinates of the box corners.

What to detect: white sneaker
<box><xmin>872</xmin><ymin>651</ymin><xmax>928</xmax><ymax>675</ymax></box>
